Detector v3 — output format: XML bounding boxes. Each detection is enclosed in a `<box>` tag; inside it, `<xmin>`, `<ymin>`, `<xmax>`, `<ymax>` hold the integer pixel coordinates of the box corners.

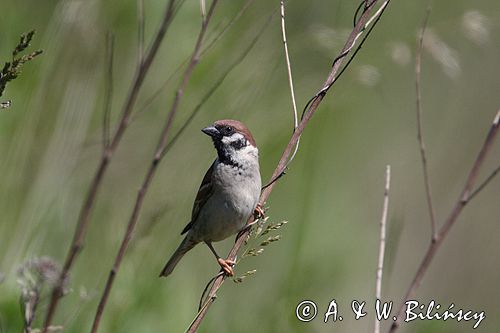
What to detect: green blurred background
<box><xmin>1</xmin><ymin>0</ymin><xmax>499</xmax><ymax>332</ymax></box>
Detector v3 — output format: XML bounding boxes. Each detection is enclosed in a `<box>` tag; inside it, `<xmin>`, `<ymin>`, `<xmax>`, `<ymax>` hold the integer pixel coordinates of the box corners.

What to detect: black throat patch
<box><xmin>214</xmin><ymin>139</ymin><xmax>246</xmax><ymax>169</ymax></box>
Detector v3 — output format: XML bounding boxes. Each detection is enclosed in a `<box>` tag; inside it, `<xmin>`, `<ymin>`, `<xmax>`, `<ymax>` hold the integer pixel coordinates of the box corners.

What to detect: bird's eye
<box><xmin>224</xmin><ymin>126</ymin><xmax>233</xmax><ymax>134</ymax></box>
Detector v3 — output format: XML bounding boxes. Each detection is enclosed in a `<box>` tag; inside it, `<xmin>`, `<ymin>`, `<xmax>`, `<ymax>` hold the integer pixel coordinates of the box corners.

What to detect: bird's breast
<box><xmin>192</xmin><ymin>162</ymin><xmax>261</xmax><ymax>242</ymax></box>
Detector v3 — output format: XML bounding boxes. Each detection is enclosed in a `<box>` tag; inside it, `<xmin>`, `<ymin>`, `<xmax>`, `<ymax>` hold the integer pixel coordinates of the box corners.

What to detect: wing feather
<box><xmin>180</xmin><ymin>161</ymin><xmax>215</xmax><ymax>235</ymax></box>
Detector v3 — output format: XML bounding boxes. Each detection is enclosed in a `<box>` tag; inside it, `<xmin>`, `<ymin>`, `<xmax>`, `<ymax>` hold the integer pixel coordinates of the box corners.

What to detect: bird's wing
<box><xmin>181</xmin><ymin>160</ymin><xmax>215</xmax><ymax>235</ymax></box>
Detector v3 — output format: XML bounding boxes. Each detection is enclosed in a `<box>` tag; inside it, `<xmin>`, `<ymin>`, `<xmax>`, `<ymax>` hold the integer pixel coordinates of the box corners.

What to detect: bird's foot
<box><xmin>254</xmin><ymin>203</ymin><xmax>265</xmax><ymax>219</ymax></box>
<box><xmin>217</xmin><ymin>258</ymin><xmax>235</xmax><ymax>276</ymax></box>
<box><xmin>235</xmin><ymin>204</ymin><xmax>266</xmax><ymax>242</ymax></box>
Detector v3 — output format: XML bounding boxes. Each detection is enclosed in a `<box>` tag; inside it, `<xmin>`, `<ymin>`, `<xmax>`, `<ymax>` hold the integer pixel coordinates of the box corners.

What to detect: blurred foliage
<box><xmin>1</xmin><ymin>0</ymin><xmax>500</xmax><ymax>332</ymax></box>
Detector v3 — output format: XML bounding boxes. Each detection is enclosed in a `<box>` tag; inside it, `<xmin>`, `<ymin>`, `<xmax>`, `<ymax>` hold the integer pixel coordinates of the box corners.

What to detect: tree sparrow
<box><xmin>160</xmin><ymin>119</ymin><xmax>262</xmax><ymax>277</ymax></box>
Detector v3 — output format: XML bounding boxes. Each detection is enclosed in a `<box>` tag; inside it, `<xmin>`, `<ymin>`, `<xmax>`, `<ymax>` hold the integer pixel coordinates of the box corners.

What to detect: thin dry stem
<box><xmin>280</xmin><ymin>0</ymin><xmax>300</xmax><ymax>167</ymax></box>
<box><xmin>42</xmin><ymin>1</ymin><xmax>179</xmax><ymax>331</ymax></box>
<box><xmin>137</xmin><ymin>0</ymin><xmax>145</xmax><ymax>68</ymax></box>
<box><xmin>415</xmin><ymin>7</ymin><xmax>437</xmax><ymax>240</ymax></box>
<box><xmin>389</xmin><ymin>108</ymin><xmax>500</xmax><ymax>333</ymax></box>
<box><xmin>186</xmin><ymin>1</ymin><xmax>391</xmax><ymax>331</ymax></box>
<box><xmin>102</xmin><ymin>32</ymin><xmax>114</xmax><ymax>151</ymax></box>
<box><xmin>374</xmin><ymin>165</ymin><xmax>391</xmax><ymax>333</ymax></box>
<box><xmin>89</xmin><ymin>1</ymin><xmax>219</xmax><ymax>332</ymax></box>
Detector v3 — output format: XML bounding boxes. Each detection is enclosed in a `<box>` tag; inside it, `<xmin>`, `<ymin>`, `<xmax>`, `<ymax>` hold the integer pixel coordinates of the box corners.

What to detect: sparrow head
<box><xmin>202</xmin><ymin>119</ymin><xmax>256</xmax><ymax>148</ymax></box>
<box><xmin>202</xmin><ymin>119</ymin><xmax>258</xmax><ymax>164</ymax></box>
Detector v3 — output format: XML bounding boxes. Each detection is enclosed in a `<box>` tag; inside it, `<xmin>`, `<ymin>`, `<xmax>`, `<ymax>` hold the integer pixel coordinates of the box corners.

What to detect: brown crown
<box><xmin>214</xmin><ymin>119</ymin><xmax>257</xmax><ymax>147</ymax></box>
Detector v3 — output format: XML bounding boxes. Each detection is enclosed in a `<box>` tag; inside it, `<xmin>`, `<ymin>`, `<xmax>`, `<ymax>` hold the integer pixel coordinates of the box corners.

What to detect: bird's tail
<box><xmin>159</xmin><ymin>237</ymin><xmax>197</xmax><ymax>277</ymax></box>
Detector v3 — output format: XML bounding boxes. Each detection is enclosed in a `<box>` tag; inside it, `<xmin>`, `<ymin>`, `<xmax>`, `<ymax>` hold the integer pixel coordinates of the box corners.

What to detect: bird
<box><xmin>160</xmin><ymin>119</ymin><xmax>263</xmax><ymax>277</ymax></box>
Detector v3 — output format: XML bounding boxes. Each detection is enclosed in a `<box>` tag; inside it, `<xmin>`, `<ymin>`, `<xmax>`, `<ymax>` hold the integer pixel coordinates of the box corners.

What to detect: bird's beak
<box><xmin>201</xmin><ymin>125</ymin><xmax>221</xmax><ymax>138</ymax></box>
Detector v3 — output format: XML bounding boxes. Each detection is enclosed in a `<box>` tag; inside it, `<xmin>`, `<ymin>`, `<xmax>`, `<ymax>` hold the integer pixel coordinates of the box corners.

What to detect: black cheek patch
<box><xmin>231</xmin><ymin>139</ymin><xmax>247</xmax><ymax>150</ymax></box>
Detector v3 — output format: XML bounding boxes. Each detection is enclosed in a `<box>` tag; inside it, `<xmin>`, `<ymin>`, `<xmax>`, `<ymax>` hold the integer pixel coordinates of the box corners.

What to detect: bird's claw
<box><xmin>217</xmin><ymin>258</ymin><xmax>235</xmax><ymax>276</ymax></box>
<box><xmin>254</xmin><ymin>203</ymin><xmax>265</xmax><ymax>219</ymax></box>
<box><xmin>236</xmin><ymin>204</ymin><xmax>265</xmax><ymax>241</ymax></box>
